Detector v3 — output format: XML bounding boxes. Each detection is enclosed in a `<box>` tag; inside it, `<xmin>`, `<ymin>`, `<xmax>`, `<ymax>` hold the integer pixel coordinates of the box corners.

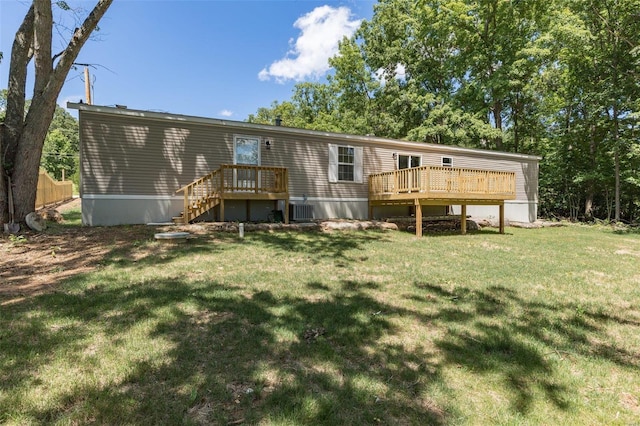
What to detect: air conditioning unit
<box><xmin>290</xmin><ymin>204</ymin><xmax>314</xmax><ymax>221</ymax></box>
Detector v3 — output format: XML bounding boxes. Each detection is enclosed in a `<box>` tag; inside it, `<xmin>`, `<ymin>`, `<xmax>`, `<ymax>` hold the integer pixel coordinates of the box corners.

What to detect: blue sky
<box><xmin>1</xmin><ymin>0</ymin><xmax>374</xmax><ymax>120</ymax></box>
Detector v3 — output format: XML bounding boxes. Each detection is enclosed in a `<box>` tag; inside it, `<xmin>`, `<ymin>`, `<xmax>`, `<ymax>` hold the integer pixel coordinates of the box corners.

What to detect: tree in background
<box><xmin>0</xmin><ymin>0</ymin><xmax>112</xmax><ymax>224</ymax></box>
<box><xmin>41</xmin><ymin>105</ymin><xmax>79</xmax><ymax>183</ymax></box>
<box><xmin>248</xmin><ymin>82</ymin><xmax>342</xmax><ymax>132</ymax></box>
<box><xmin>540</xmin><ymin>0</ymin><xmax>640</xmax><ymax>221</ymax></box>
<box><xmin>1</xmin><ymin>90</ymin><xmax>79</xmax><ymax>185</ymax></box>
<box><xmin>250</xmin><ymin>0</ymin><xmax>639</xmax><ymax>222</ymax></box>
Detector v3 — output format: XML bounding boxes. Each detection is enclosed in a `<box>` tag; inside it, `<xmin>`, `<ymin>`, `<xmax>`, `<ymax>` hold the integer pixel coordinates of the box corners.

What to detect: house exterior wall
<box><xmin>75</xmin><ymin>104</ymin><xmax>539</xmax><ymax>226</ymax></box>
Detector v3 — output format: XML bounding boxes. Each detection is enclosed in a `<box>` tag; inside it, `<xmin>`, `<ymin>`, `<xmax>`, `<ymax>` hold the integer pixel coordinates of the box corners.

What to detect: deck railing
<box><xmin>176</xmin><ymin>165</ymin><xmax>289</xmax><ymax>222</ymax></box>
<box><xmin>217</xmin><ymin>164</ymin><xmax>288</xmax><ymax>194</ymax></box>
<box><xmin>369</xmin><ymin>166</ymin><xmax>516</xmax><ymax>200</ymax></box>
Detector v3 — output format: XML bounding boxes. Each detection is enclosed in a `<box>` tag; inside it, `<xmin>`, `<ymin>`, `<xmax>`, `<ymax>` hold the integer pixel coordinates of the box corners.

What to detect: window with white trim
<box><xmin>234</xmin><ymin>135</ymin><xmax>260</xmax><ymax>166</ymax></box>
<box><xmin>338</xmin><ymin>146</ymin><xmax>355</xmax><ymax>181</ymax></box>
<box><xmin>234</xmin><ymin>135</ymin><xmax>261</xmax><ymax>189</ymax></box>
<box><xmin>442</xmin><ymin>156</ymin><xmax>453</xmax><ymax>167</ymax></box>
<box><xmin>398</xmin><ymin>154</ymin><xmax>421</xmax><ymax>169</ymax></box>
<box><xmin>328</xmin><ymin>144</ymin><xmax>363</xmax><ymax>183</ymax></box>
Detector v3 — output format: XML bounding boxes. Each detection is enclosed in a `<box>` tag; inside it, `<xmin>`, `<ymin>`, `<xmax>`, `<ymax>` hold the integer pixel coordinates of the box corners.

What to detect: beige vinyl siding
<box><xmin>81</xmin><ymin>112</ymin><xmax>233</xmax><ymax>195</ymax></box>
<box><xmin>254</xmin><ymin>133</ymin><xmax>373</xmax><ymax>200</ymax></box>
<box><xmin>80</xmin><ymin>108</ymin><xmax>537</xmax><ymax>205</ymax></box>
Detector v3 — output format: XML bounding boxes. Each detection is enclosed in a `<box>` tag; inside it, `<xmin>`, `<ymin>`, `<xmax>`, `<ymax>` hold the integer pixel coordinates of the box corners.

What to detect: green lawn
<box><xmin>1</xmin><ymin>221</ymin><xmax>639</xmax><ymax>425</ymax></box>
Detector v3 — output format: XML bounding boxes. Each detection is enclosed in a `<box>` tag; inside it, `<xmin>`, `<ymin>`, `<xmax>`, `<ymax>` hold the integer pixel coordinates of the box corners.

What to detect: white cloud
<box><xmin>375</xmin><ymin>63</ymin><xmax>407</xmax><ymax>85</ymax></box>
<box><xmin>395</xmin><ymin>63</ymin><xmax>407</xmax><ymax>81</ymax></box>
<box><xmin>219</xmin><ymin>109</ymin><xmax>233</xmax><ymax>117</ymax></box>
<box><xmin>258</xmin><ymin>6</ymin><xmax>361</xmax><ymax>83</ymax></box>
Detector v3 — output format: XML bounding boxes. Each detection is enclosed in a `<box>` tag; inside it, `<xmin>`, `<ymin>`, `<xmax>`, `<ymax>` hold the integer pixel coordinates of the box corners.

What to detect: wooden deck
<box><xmin>369</xmin><ymin>166</ymin><xmax>516</xmax><ymax>236</ymax></box>
<box><xmin>175</xmin><ymin>165</ymin><xmax>289</xmax><ymax>224</ymax></box>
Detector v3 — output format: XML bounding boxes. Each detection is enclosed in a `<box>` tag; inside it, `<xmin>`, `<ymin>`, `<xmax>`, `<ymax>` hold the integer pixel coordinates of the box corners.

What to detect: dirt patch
<box><xmin>620</xmin><ymin>391</ymin><xmax>640</xmax><ymax>414</ymax></box>
<box><xmin>0</xmin><ymin>223</ymin><xmax>157</xmax><ymax>306</ymax></box>
<box><xmin>1</xmin><ymin>198</ymin><xmax>159</xmax><ymax>305</ymax></box>
<box><xmin>615</xmin><ymin>249</ymin><xmax>640</xmax><ymax>257</ymax></box>
<box><xmin>0</xmin><ymin>200</ymin><xmax>388</xmax><ymax>305</ymax></box>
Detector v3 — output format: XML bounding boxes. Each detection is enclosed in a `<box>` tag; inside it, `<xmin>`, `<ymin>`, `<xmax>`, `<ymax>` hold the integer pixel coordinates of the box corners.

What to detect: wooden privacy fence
<box><xmin>35</xmin><ymin>170</ymin><xmax>73</xmax><ymax>209</ymax></box>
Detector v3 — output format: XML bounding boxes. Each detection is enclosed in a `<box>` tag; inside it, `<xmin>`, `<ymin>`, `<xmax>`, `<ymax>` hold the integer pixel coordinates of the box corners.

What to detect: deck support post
<box><xmin>284</xmin><ymin>198</ymin><xmax>290</xmax><ymax>224</ymax></box>
<box><xmin>499</xmin><ymin>202</ymin><xmax>505</xmax><ymax>234</ymax></box>
<box><xmin>220</xmin><ymin>199</ymin><xmax>225</xmax><ymax>222</ymax></box>
<box><xmin>183</xmin><ymin>193</ymin><xmax>189</xmax><ymax>225</ymax></box>
<box><xmin>461</xmin><ymin>205</ymin><xmax>467</xmax><ymax>235</ymax></box>
<box><xmin>415</xmin><ymin>200</ymin><xmax>423</xmax><ymax>237</ymax></box>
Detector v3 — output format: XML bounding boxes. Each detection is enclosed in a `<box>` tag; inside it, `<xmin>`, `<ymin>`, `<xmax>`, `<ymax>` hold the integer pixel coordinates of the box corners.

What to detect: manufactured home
<box><xmin>69</xmin><ymin>103</ymin><xmax>539</xmax><ymax>233</ymax></box>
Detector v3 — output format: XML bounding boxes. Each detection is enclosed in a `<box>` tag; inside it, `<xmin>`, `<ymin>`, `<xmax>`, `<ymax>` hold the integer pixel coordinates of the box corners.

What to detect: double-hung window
<box><xmin>328</xmin><ymin>144</ymin><xmax>363</xmax><ymax>183</ymax></box>
<box><xmin>338</xmin><ymin>146</ymin><xmax>355</xmax><ymax>181</ymax></box>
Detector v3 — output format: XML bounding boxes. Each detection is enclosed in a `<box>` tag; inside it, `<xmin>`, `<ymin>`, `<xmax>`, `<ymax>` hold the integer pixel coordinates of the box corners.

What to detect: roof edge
<box><xmin>67</xmin><ymin>103</ymin><xmax>542</xmax><ymax>161</ymax></box>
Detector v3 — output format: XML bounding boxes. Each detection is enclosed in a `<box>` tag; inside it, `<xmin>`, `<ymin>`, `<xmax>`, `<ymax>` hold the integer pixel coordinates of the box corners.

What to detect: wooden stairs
<box><xmin>173</xmin><ymin>165</ymin><xmax>289</xmax><ymax>225</ymax></box>
<box><xmin>173</xmin><ymin>169</ymin><xmax>221</xmax><ymax>224</ymax></box>
<box><xmin>172</xmin><ymin>195</ymin><xmax>221</xmax><ymax>224</ymax></box>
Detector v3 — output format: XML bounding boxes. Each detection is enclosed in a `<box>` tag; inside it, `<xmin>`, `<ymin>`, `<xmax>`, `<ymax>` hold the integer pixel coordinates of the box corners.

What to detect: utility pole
<box><xmin>84</xmin><ymin>66</ymin><xmax>92</xmax><ymax>105</ymax></box>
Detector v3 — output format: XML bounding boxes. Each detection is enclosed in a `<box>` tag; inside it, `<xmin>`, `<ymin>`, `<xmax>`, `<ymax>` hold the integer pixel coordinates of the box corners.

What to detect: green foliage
<box><xmin>55</xmin><ymin>1</ymin><xmax>71</xmax><ymax>11</ymax></box>
<box><xmin>249</xmin><ymin>0</ymin><xmax>640</xmax><ymax>222</ymax></box>
<box><xmin>538</xmin><ymin>0</ymin><xmax>640</xmax><ymax>221</ymax></box>
<box><xmin>40</xmin><ymin>105</ymin><xmax>79</xmax><ymax>181</ymax></box>
<box><xmin>247</xmin><ymin>83</ymin><xmax>343</xmax><ymax>132</ymax></box>
<box><xmin>8</xmin><ymin>234</ymin><xmax>27</xmax><ymax>245</ymax></box>
<box><xmin>2</xmin><ymin>91</ymin><xmax>78</xmax><ymax>183</ymax></box>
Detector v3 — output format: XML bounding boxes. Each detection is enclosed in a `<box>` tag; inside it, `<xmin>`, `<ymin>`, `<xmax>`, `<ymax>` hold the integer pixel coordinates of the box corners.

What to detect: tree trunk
<box><xmin>493</xmin><ymin>99</ymin><xmax>503</xmax><ymax>150</ymax></box>
<box><xmin>585</xmin><ymin>122</ymin><xmax>597</xmax><ymax>219</ymax></box>
<box><xmin>1</xmin><ymin>0</ymin><xmax>113</xmax><ymax>224</ymax></box>
<box><xmin>585</xmin><ymin>193</ymin><xmax>594</xmax><ymax>219</ymax></box>
<box><xmin>12</xmin><ymin>98</ymin><xmax>58</xmax><ymax>220</ymax></box>
<box><xmin>1</xmin><ymin>4</ymin><xmax>34</xmax><ymax>223</ymax></box>
<box><xmin>614</xmin><ymin>108</ymin><xmax>620</xmax><ymax>222</ymax></box>
<box><xmin>513</xmin><ymin>93</ymin><xmax>520</xmax><ymax>153</ymax></box>
<box><xmin>0</xmin><ymin>136</ymin><xmax>4</xmax><ymax>223</ymax></box>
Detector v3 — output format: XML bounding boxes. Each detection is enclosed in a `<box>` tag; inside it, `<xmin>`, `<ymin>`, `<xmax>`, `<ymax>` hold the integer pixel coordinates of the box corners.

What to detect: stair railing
<box><xmin>176</xmin><ymin>169</ymin><xmax>221</xmax><ymax>223</ymax></box>
<box><xmin>176</xmin><ymin>165</ymin><xmax>289</xmax><ymax>224</ymax></box>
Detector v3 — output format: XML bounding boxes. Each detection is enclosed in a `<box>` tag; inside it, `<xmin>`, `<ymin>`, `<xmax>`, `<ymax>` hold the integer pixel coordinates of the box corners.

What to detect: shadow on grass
<box><xmin>414</xmin><ymin>282</ymin><xmax>639</xmax><ymax>414</ymax></box>
<box><xmin>96</xmin><ymin>228</ymin><xmax>388</xmax><ymax>272</ymax></box>
<box><xmin>0</xmin><ymin>277</ymin><xmax>448</xmax><ymax>425</ymax></box>
<box><xmin>613</xmin><ymin>226</ymin><xmax>640</xmax><ymax>235</ymax></box>
<box><xmin>2</xmin><ymin>234</ymin><xmax>638</xmax><ymax>424</ymax></box>
<box><xmin>248</xmin><ymin>230</ymin><xmax>390</xmax><ymax>260</ymax></box>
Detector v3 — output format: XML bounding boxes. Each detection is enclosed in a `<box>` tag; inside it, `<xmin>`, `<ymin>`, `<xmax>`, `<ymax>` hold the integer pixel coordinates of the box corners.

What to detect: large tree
<box><xmin>539</xmin><ymin>0</ymin><xmax>640</xmax><ymax>221</ymax></box>
<box><xmin>250</xmin><ymin>0</ymin><xmax>640</xmax><ymax>222</ymax></box>
<box><xmin>0</xmin><ymin>0</ymin><xmax>113</xmax><ymax>224</ymax></box>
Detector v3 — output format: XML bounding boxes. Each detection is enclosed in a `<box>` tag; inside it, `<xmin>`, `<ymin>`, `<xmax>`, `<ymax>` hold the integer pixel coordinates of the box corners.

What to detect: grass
<box><xmin>1</xmin><ymin>217</ymin><xmax>639</xmax><ymax>425</ymax></box>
